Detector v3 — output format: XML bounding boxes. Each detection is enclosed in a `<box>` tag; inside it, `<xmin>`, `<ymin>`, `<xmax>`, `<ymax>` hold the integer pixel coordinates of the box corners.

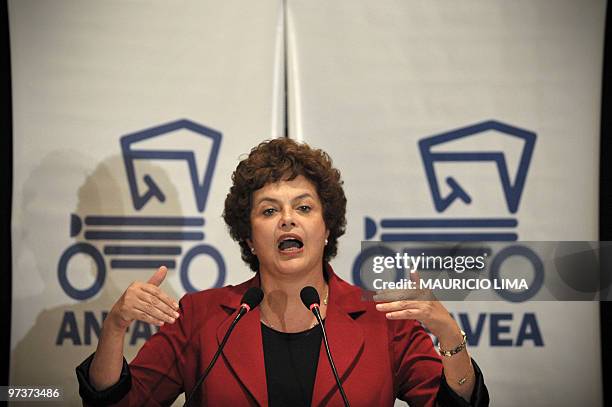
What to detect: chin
<box><xmin>273</xmin><ymin>258</ymin><xmax>318</xmax><ymax>276</ymax></box>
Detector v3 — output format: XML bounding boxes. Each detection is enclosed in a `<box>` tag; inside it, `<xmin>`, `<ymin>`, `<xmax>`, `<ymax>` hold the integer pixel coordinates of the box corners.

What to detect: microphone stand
<box><xmin>311</xmin><ymin>305</ymin><xmax>351</xmax><ymax>407</ymax></box>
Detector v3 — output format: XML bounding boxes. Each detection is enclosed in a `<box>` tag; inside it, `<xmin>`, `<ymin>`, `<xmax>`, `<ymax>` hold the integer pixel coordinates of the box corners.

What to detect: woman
<box><xmin>77</xmin><ymin>138</ymin><xmax>489</xmax><ymax>406</ymax></box>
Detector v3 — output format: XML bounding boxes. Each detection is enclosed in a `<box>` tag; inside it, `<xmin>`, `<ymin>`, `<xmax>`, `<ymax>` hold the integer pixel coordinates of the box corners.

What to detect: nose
<box><xmin>279</xmin><ymin>208</ymin><xmax>296</xmax><ymax>230</ymax></box>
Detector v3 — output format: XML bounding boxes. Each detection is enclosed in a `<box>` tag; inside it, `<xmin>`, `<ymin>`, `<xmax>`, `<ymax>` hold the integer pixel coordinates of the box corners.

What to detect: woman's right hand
<box><xmin>106</xmin><ymin>266</ymin><xmax>180</xmax><ymax>332</ymax></box>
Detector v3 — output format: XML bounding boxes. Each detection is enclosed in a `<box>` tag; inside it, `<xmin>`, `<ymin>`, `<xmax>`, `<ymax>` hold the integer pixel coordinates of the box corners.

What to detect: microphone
<box><xmin>237</xmin><ymin>286</ymin><xmax>265</xmax><ymax>318</ymax></box>
<box><xmin>184</xmin><ymin>287</ymin><xmax>264</xmax><ymax>407</ymax></box>
<box><xmin>300</xmin><ymin>286</ymin><xmax>350</xmax><ymax>407</ymax></box>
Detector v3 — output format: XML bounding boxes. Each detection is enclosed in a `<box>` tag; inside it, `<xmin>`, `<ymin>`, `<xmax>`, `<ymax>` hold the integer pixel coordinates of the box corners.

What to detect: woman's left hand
<box><xmin>375</xmin><ymin>271</ymin><xmax>477</xmax><ymax>402</ymax></box>
<box><xmin>373</xmin><ymin>271</ymin><xmax>461</xmax><ymax>343</ymax></box>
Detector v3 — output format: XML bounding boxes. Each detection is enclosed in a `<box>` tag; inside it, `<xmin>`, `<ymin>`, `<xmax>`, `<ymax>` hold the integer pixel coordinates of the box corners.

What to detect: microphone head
<box><xmin>300</xmin><ymin>286</ymin><xmax>320</xmax><ymax>310</ymax></box>
<box><xmin>240</xmin><ymin>287</ymin><xmax>264</xmax><ymax>311</ymax></box>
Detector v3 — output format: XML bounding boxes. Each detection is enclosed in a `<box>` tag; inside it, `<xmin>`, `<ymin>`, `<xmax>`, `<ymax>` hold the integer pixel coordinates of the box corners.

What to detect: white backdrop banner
<box><xmin>286</xmin><ymin>1</ymin><xmax>605</xmax><ymax>406</ymax></box>
<box><xmin>9</xmin><ymin>0</ymin><xmax>607</xmax><ymax>406</ymax></box>
<box><xmin>9</xmin><ymin>1</ymin><xmax>283</xmax><ymax>405</ymax></box>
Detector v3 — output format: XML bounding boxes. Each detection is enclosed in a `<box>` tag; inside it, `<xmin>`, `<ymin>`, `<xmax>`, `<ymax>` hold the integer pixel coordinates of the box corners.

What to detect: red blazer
<box><xmin>113</xmin><ymin>266</ymin><xmax>443</xmax><ymax>406</ymax></box>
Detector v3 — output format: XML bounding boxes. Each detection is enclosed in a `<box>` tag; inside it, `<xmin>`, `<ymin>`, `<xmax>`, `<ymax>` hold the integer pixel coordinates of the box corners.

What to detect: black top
<box><xmin>261</xmin><ymin>322</ymin><xmax>323</xmax><ymax>407</ymax></box>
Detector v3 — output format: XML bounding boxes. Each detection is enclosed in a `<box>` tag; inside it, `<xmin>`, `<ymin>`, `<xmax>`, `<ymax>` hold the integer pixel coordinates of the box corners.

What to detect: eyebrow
<box><xmin>254</xmin><ymin>193</ymin><xmax>315</xmax><ymax>207</ymax></box>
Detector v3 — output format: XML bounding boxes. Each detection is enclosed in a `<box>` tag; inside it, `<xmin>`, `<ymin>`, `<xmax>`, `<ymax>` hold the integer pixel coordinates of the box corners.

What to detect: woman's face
<box><xmin>249</xmin><ymin>175</ymin><xmax>329</xmax><ymax>278</ymax></box>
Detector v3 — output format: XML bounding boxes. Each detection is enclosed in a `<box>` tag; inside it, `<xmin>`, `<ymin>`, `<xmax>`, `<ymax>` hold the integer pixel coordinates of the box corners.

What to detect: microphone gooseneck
<box><xmin>184</xmin><ymin>287</ymin><xmax>264</xmax><ymax>407</ymax></box>
<box><xmin>300</xmin><ymin>286</ymin><xmax>351</xmax><ymax>407</ymax></box>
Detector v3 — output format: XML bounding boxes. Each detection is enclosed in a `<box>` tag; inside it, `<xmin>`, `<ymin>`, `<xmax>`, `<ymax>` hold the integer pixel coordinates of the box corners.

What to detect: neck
<box><xmin>258</xmin><ymin>264</ymin><xmax>328</xmax><ymax>332</ymax></box>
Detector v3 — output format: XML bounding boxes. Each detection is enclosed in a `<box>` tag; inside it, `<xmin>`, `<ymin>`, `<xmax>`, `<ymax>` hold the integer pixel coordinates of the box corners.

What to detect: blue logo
<box><xmin>58</xmin><ymin>119</ymin><xmax>226</xmax><ymax>300</ymax></box>
<box><xmin>363</xmin><ymin>120</ymin><xmax>537</xmax><ymax>243</ymax></box>
<box><xmin>354</xmin><ymin>120</ymin><xmax>543</xmax><ymax>303</ymax></box>
<box><xmin>121</xmin><ymin>120</ymin><xmax>221</xmax><ymax>212</ymax></box>
<box><xmin>419</xmin><ymin>120</ymin><xmax>536</xmax><ymax>214</ymax></box>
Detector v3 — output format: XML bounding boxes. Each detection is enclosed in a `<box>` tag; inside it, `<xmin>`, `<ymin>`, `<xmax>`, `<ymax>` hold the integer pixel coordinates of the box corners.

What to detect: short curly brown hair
<box><xmin>223</xmin><ymin>138</ymin><xmax>347</xmax><ymax>271</ymax></box>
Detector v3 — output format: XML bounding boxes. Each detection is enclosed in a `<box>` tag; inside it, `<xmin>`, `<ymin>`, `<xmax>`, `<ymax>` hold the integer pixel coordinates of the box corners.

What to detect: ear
<box><xmin>325</xmin><ymin>229</ymin><xmax>330</xmax><ymax>240</ymax></box>
<box><xmin>246</xmin><ymin>238</ymin><xmax>254</xmax><ymax>250</ymax></box>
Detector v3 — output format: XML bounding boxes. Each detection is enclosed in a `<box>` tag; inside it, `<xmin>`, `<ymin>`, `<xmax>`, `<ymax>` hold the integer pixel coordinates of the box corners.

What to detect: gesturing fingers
<box><xmin>117</xmin><ymin>279</ymin><xmax>180</xmax><ymax>327</ymax></box>
<box><xmin>375</xmin><ymin>300</ymin><xmax>422</xmax><ymax>312</ymax></box>
<box><xmin>135</xmin><ymin>291</ymin><xmax>179</xmax><ymax>324</ymax></box>
<box><xmin>376</xmin><ymin>300</ymin><xmax>421</xmax><ymax>319</ymax></box>
<box><xmin>109</xmin><ymin>267</ymin><xmax>180</xmax><ymax>331</ymax></box>
<box><xmin>131</xmin><ymin>308</ymin><xmax>169</xmax><ymax>327</ymax></box>
<box><xmin>384</xmin><ymin>309</ymin><xmax>421</xmax><ymax>320</ymax></box>
<box><xmin>141</xmin><ymin>285</ymin><xmax>180</xmax><ymax>314</ymax></box>
<box><xmin>147</xmin><ymin>266</ymin><xmax>168</xmax><ymax>287</ymax></box>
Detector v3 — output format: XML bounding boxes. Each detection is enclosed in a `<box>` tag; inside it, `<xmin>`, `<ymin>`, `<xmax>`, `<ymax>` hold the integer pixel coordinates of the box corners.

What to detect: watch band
<box><xmin>438</xmin><ymin>330</ymin><xmax>467</xmax><ymax>357</ymax></box>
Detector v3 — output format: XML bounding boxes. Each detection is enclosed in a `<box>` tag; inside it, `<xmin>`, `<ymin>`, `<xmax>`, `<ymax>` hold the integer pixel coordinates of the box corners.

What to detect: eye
<box><xmin>262</xmin><ymin>208</ymin><xmax>277</xmax><ymax>216</ymax></box>
<box><xmin>297</xmin><ymin>205</ymin><xmax>312</xmax><ymax>213</ymax></box>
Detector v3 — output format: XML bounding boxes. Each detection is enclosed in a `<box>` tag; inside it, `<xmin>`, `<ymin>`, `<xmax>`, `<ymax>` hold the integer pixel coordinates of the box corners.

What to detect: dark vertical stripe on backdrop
<box><xmin>600</xmin><ymin>3</ymin><xmax>611</xmax><ymax>407</ymax></box>
<box><xmin>1</xmin><ymin>0</ymin><xmax>12</xmax><ymax>388</ymax></box>
<box><xmin>283</xmin><ymin>0</ymin><xmax>288</xmax><ymax>139</ymax></box>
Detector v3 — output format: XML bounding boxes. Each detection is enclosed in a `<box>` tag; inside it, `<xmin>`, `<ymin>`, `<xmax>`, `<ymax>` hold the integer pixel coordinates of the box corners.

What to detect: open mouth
<box><xmin>277</xmin><ymin>237</ymin><xmax>304</xmax><ymax>253</ymax></box>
